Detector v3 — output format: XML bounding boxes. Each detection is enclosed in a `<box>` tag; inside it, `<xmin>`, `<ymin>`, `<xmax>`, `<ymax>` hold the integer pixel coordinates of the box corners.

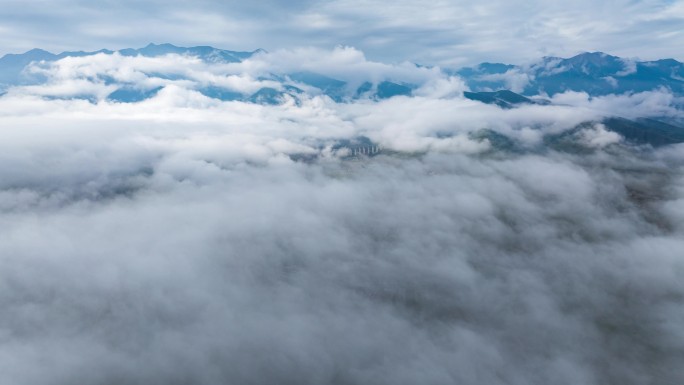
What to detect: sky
<box><xmin>1</xmin><ymin>0</ymin><xmax>683</xmax><ymax>65</ymax></box>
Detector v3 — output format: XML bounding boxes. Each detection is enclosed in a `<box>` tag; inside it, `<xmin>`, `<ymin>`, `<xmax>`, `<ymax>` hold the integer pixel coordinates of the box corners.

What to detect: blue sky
<box><xmin>1</xmin><ymin>0</ymin><xmax>683</xmax><ymax>66</ymax></box>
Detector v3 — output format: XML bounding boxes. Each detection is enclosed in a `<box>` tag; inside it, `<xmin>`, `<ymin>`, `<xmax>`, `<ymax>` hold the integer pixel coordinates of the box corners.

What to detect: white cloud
<box><xmin>602</xmin><ymin>76</ymin><xmax>618</xmax><ymax>88</ymax></box>
<box><xmin>5</xmin><ymin>48</ymin><xmax>444</xmax><ymax>102</ymax></box>
<box><xmin>473</xmin><ymin>69</ymin><xmax>533</xmax><ymax>93</ymax></box>
<box><xmin>578</xmin><ymin>123</ymin><xmax>623</xmax><ymax>148</ymax></box>
<box><xmin>616</xmin><ymin>58</ymin><xmax>638</xmax><ymax>76</ymax></box>
<box><xmin>1</xmin><ymin>47</ymin><xmax>684</xmax><ymax>384</ymax></box>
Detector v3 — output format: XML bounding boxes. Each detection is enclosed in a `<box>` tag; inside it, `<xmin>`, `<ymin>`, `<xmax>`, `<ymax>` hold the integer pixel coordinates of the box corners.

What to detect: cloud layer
<box><xmin>1</xmin><ymin>50</ymin><xmax>684</xmax><ymax>384</ymax></box>
<box><xmin>1</xmin><ymin>0</ymin><xmax>683</xmax><ymax>65</ymax></box>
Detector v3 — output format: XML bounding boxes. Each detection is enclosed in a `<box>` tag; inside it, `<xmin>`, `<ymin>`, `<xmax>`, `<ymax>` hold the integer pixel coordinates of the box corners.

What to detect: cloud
<box><xmin>5</xmin><ymin>48</ymin><xmax>441</xmax><ymax>102</ymax></box>
<box><xmin>1</xmin><ymin>49</ymin><xmax>684</xmax><ymax>384</ymax></box>
<box><xmin>550</xmin><ymin>89</ymin><xmax>684</xmax><ymax>120</ymax></box>
<box><xmin>616</xmin><ymin>58</ymin><xmax>638</xmax><ymax>76</ymax></box>
<box><xmin>577</xmin><ymin>123</ymin><xmax>623</xmax><ymax>148</ymax></box>
<box><xmin>1</xmin><ymin>0</ymin><xmax>683</xmax><ymax>66</ymax></box>
<box><xmin>472</xmin><ymin>69</ymin><xmax>533</xmax><ymax>93</ymax></box>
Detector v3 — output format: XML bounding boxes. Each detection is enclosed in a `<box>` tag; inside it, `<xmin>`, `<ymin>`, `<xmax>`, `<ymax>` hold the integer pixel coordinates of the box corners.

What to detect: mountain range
<box><xmin>0</xmin><ymin>43</ymin><xmax>414</xmax><ymax>103</ymax></box>
<box><xmin>1</xmin><ymin>44</ymin><xmax>683</xmax><ymax>103</ymax></box>
<box><xmin>455</xmin><ymin>51</ymin><xmax>684</xmax><ymax>97</ymax></box>
<box><xmin>0</xmin><ymin>43</ymin><xmax>262</xmax><ymax>85</ymax></box>
<box><xmin>1</xmin><ymin>44</ymin><xmax>683</xmax><ymax>149</ymax></box>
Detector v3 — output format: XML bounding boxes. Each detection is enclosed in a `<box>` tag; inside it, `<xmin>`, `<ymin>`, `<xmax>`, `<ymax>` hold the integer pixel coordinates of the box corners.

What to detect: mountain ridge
<box><xmin>0</xmin><ymin>43</ymin><xmax>418</xmax><ymax>103</ymax></box>
<box><xmin>1</xmin><ymin>45</ymin><xmax>683</xmax><ymax>150</ymax></box>
<box><xmin>456</xmin><ymin>51</ymin><xmax>684</xmax><ymax>97</ymax></box>
<box><xmin>0</xmin><ymin>43</ymin><xmax>266</xmax><ymax>86</ymax></box>
<box><xmin>2</xmin><ymin>46</ymin><xmax>684</xmax><ymax>105</ymax></box>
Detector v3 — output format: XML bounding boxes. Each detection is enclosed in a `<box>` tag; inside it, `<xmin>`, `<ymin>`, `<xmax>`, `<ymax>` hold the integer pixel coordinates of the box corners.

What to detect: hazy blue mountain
<box><xmin>463</xmin><ymin>90</ymin><xmax>547</xmax><ymax>109</ymax></box>
<box><xmin>454</xmin><ymin>63</ymin><xmax>517</xmax><ymax>92</ymax></box>
<box><xmin>457</xmin><ymin>52</ymin><xmax>684</xmax><ymax>97</ymax></box>
<box><xmin>602</xmin><ymin>117</ymin><xmax>684</xmax><ymax>147</ymax></box>
<box><xmin>265</xmin><ymin>114</ymin><xmax>684</xmax><ymax>164</ymax></box>
<box><xmin>467</xmin><ymin>117</ymin><xmax>684</xmax><ymax>154</ymax></box>
<box><xmin>0</xmin><ymin>44</ymin><xmax>417</xmax><ymax>103</ymax></box>
<box><xmin>376</xmin><ymin>81</ymin><xmax>412</xmax><ymax>99</ymax></box>
<box><xmin>0</xmin><ymin>48</ymin><xmax>56</xmax><ymax>85</ymax></box>
<box><xmin>288</xmin><ymin>71</ymin><xmax>348</xmax><ymax>102</ymax></box>
<box><xmin>3</xmin><ymin>46</ymin><xmax>683</xmax><ymax>104</ymax></box>
<box><xmin>56</xmin><ymin>49</ymin><xmax>115</xmax><ymax>58</ymax></box>
<box><xmin>356</xmin><ymin>81</ymin><xmax>413</xmax><ymax>99</ymax></box>
<box><xmin>539</xmin><ymin>117</ymin><xmax>684</xmax><ymax>154</ymax></box>
<box><xmin>0</xmin><ymin>44</ymin><xmax>265</xmax><ymax>88</ymax></box>
<box><xmin>107</xmin><ymin>86</ymin><xmax>164</xmax><ymax>103</ymax></box>
<box><xmin>468</xmin><ymin>129</ymin><xmax>520</xmax><ymax>153</ymax></box>
<box><xmin>118</xmin><ymin>43</ymin><xmax>262</xmax><ymax>63</ymax></box>
<box><xmin>198</xmin><ymin>86</ymin><xmax>244</xmax><ymax>102</ymax></box>
<box><xmin>282</xmin><ymin>73</ymin><xmax>413</xmax><ymax>101</ymax></box>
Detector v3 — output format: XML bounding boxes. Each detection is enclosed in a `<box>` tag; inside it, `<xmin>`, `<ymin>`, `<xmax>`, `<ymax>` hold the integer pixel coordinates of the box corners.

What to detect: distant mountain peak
<box><xmin>144</xmin><ymin>43</ymin><xmax>177</xmax><ymax>49</ymax></box>
<box><xmin>24</xmin><ymin>48</ymin><xmax>54</xmax><ymax>56</ymax></box>
<box><xmin>457</xmin><ymin>51</ymin><xmax>684</xmax><ymax>97</ymax></box>
<box><xmin>566</xmin><ymin>51</ymin><xmax>620</xmax><ymax>66</ymax></box>
<box><xmin>572</xmin><ymin>51</ymin><xmax>613</xmax><ymax>58</ymax></box>
<box><xmin>2</xmin><ymin>46</ymin><xmax>684</xmax><ymax>105</ymax></box>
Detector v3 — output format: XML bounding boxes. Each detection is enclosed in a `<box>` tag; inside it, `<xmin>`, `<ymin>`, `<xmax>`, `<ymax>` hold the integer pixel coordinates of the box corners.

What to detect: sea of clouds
<box><xmin>1</xmin><ymin>48</ymin><xmax>684</xmax><ymax>385</ymax></box>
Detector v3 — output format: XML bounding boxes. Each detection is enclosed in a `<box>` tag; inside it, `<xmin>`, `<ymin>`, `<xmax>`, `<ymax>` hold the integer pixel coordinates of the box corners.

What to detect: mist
<box><xmin>1</xmin><ymin>50</ymin><xmax>684</xmax><ymax>385</ymax></box>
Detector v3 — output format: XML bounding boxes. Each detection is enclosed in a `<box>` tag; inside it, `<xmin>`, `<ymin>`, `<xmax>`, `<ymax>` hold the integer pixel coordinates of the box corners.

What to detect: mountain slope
<box><xmin>0</xmin><ymin>44</ymin><xmax>265</xmax><ymax>88</ymax></box>
<box><xmin>0</xmin><ymin>44</ymin><xmax>416</xmax><ymax>102</ymax></box>
<box><xmin>457</xmin><ymin>52</ymin><xmax>684</xmax><ymax>97</ymax></box>
<box><xmin>2</xmin><ymin>46</ymin><xmax>684</xmax><ymax>106</ymax></box>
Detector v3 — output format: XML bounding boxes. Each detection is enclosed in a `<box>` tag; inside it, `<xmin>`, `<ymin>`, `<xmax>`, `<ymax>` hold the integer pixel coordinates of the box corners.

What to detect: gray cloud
<box><xmin>0</xmin><ymin>0</ymin><xmax>682</xmax><ymax>65</ymax></box>
<box><xmin>1</xmin><ymin>51</ymin><xmax>684</xmax><ymax>384</ymax></box>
